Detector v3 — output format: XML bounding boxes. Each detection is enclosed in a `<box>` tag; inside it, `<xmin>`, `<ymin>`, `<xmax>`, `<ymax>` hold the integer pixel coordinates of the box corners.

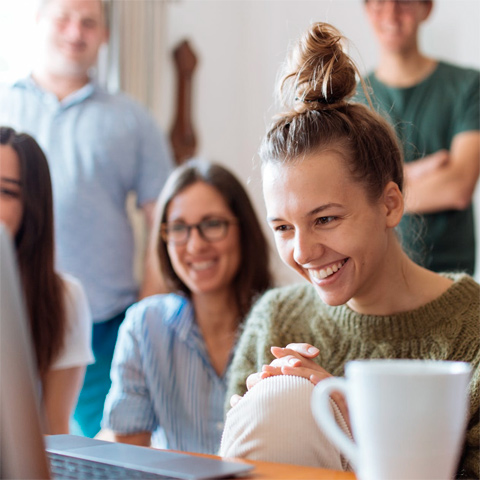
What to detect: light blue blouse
<box><xmin>102</xmin><ymin>294</ymin><xmax>230</xmax><ymax>455</ymax></box>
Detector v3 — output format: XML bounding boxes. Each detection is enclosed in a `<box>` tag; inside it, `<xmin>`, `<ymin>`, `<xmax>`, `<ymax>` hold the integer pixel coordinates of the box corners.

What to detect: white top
<box><xmin>51</xmin><ymin>274</ymin><xmax>95</xmax><ymax>370</ymax></box>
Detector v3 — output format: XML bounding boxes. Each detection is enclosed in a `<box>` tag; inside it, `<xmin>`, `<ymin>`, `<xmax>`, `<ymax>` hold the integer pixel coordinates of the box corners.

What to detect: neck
<box><xmin>347</xmin><ymin>238</ymin><xmax>452</xmax><ymax>316</ymax></box>
<box><xmin>192</xmin><ymin>289</ymin><xmax>239</xmax><ymax>337</ymax></box>
<box><xmin>375</xmin><ymin>46</ymin><xmax>437</xmax><ymax>88</ymax></box>
<box><xmin>32</xmin><ymin>68</ymin><xmax>90</xmax><ymax>101</ymax></box>
<box><xmin>192</xmin><ymin>289</ymin><xmax>240</xmax><ymax>377</ymax></box>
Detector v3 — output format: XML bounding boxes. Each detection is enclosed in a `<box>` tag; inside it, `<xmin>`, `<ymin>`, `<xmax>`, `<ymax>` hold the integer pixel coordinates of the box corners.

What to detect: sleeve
<box><xmin>458</xmin><ymin>360</ymin><xmax>480</xmax><ymax>479</ymax></box>
<box><xmin>51</xmin><ymin>274</ymin><xmax>94</xmax><ymax>370</ymax></box>
<box><xmin>453</xmin><ymin>69</ymin><xmax>480</xmax><ymax>136</ymax></box>
<box><xmin>133</xmin><ymin>107</ymin><xmax>174</xmax><ymax>207</ymax></box>
<box><xmin>101</xmin><ymin>306</ymin><xmax>158</xmax><ymax>434</ymax></box>
<box><xmin>225</xmin><ymin>289</ymin><xmax>285</xmax><ymax>412</ymax></box>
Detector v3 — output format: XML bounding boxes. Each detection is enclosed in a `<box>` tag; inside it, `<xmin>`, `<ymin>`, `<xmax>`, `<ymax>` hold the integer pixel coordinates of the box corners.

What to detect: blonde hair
<box><xmin>260</xmin><ymin>22</ymin><xmax>403</xmax><ymax>202</ymax></box>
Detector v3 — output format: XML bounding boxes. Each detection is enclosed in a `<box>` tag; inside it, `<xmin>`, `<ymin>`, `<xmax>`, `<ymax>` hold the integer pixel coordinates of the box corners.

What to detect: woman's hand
<box><xmin>229</xmin><ymin>343</ymin><xmax>331</xmax><ymax>407</ymax></box>
<box><xmin>262</xmin><ymin>343</ymin><xmax>332</xmax><ymax>385</ymax></box>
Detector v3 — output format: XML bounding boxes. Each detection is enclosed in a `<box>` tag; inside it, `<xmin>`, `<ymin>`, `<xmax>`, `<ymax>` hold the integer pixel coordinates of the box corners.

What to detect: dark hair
<box><xmin>259</xmin><ymin>22</ymin><xmax>404</xmax><ymax>203</ymax></box>
<box><xmin>155</xmin><ymin>159</ymin><xmax>273</xmax><ymax>319</ymax></box>
<box><xmin>0</xmin><ymin>126</ymin><xmax>65</xmax><ymax>378</ymax></box>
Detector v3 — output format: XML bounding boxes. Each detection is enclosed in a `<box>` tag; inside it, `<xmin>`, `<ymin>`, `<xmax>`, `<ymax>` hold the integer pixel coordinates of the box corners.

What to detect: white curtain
<box><xmin>100</xmin><ymin>0</ymin><xmax>170</xmax><ymax>125</ymax></box>
<box><xmin>97</xmin><ymin>0</ymin><xmax>172</xmax><ymax>283</ymax></box>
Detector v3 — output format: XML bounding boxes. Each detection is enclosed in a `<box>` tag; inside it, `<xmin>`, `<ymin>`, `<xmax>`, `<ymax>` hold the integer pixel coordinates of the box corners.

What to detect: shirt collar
<box><xmin>13</xmin><ymin>75</ymin><xmax>97</xmax><ymax>108</ymax></box>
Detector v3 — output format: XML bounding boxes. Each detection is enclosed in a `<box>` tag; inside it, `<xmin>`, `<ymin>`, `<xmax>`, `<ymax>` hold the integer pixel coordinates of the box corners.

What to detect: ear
<box><xmin>420</xmin><ymin>1</ymin><xmax>434</xmax><ymax>22</ymax></box>
<box><xmin>382</xmin><ymin>181</ymin><xmax>404</xmax><ymax>229</ymax></box>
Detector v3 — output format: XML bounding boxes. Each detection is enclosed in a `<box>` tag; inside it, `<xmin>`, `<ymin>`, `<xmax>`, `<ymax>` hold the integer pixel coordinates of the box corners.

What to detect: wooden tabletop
<box><xmin>233</xmin><ymin>457</ymin><xmax>356</xmax><ymax>479</ymax></box>
<box><xmin>187</xmin><ymin>451</ymin><xmax>356</xmax><ymax>480</ymax></box>
<box><xmin>96</xmin><ymin>431</ymin><xmax>356</xmax><ymax>479</ymax></box>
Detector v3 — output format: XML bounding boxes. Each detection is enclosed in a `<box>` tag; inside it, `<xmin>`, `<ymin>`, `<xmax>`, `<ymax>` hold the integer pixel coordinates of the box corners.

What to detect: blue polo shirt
<box><xmin>0</xmin><ymin>77</ymin><xmax>174</xmax><ymax>321</ymax></box>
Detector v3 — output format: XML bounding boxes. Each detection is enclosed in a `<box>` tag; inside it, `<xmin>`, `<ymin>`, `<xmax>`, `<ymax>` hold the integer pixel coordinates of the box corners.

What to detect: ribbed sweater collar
<box><xmin>320</xmin><ymin>274</ymin><xmax>478</xmax><ymax>341</ymax></box>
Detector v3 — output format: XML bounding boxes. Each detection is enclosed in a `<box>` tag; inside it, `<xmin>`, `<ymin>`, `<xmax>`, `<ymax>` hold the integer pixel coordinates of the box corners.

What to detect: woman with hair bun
<box><xmin>219</xmin><ymin>23</ymin><xmax>479</xmax><ymax>478</ymax></box>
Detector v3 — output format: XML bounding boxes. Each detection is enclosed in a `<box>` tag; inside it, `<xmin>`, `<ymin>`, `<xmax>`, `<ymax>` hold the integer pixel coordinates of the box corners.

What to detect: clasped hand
<box><xmin>230</xmin><ymin>343</ymin><xmax>332</xmax><ymax>408</ymax></box>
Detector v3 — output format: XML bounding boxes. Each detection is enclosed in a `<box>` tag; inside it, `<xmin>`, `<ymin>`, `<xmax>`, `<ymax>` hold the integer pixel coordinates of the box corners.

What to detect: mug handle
<box><xmin>311</xmin><ymin>378</ymin><xmax>358</xmax><ymax>468</ymax></box>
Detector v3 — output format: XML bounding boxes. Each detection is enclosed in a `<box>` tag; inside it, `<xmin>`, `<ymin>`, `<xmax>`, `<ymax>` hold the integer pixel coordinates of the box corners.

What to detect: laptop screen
<box><xmin>0</xmin><ymin>224</ymin><xmax>51</xmax><ymax>479</ymax></box>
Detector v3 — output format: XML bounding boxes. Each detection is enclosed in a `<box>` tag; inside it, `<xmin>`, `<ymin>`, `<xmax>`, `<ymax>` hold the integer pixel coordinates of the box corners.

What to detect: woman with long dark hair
<box><xmin>0</xmin><ymin>126</ymin><xmax>93</xmax><ymax>433</ymax></box>
<box><xmin>102</xmin><ymin>159</ymin><xmax>273</xmax><ymax>454</ymax></box>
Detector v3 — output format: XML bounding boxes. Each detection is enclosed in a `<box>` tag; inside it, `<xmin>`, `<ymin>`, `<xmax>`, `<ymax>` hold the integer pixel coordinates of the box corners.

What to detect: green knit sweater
<box><xmin>226</xmin><ymin>274</ymin><xmax>480</xmax><ymax>479</ymax></box>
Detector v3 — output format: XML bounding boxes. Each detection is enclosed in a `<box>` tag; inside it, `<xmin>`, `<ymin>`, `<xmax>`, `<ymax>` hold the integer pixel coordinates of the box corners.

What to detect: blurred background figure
<box><xmin>359</xmin><ymin>0</ymin><xmax>480</xmax><ymax>274</ymax></box>
<box><xmin>102</xmin><ymin>159</ymin><xmax>272</xmax><ymax>454</ymax></box>
<box><xmin>0</xmin><ymin>0</ymin><xmax>174</xmax><ymax>438</ymax></box>
<box><xmin>0</xmin><ymin>126</ymin><xmax>94</xmax><ymax>434</ymax></box>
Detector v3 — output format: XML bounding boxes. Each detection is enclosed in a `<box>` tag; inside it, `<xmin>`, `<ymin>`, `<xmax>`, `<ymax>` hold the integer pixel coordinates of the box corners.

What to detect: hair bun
<box><xmin>279</xmin><ymin>22</ymin><xmax>358</xmax><ymax>111</ymax></box>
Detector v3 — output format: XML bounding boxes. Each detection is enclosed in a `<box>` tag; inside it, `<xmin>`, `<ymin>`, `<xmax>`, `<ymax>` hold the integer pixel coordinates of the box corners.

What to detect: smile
<box><xmin>309</xmin><ymin>259</ymin><xmax>347</xmax><ymax>280</ymax></box>
<box><xmin>190</xmin><ymin>260</ymin><xmax>216</xmax><ymax>271</ymax></box>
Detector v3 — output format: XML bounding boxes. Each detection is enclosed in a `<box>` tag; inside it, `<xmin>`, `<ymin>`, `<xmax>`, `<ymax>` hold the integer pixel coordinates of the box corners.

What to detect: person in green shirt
<box><xmin>357</xmin><ymin>0</ymin><xmax>480</xmax><ymax>274</ymax></box>
<box><xmin>219</xmin><ymin>21</ymin><xmax>479</xmax><ymax>479</ymax></box>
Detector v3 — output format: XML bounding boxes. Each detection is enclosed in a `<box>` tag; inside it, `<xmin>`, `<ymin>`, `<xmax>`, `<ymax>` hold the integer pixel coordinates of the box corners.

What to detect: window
<box><xmin>0</xmin><ymin>0</ymin><xmax>38</xmax><ymax>85</ymax></box>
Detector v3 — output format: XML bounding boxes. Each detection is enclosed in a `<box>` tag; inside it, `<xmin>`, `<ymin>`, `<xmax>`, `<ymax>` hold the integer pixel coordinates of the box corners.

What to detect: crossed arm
<box><xmin>404</xmin><ymin>131</ymin><xmax>480</xmax><ymax>214</ymax></box>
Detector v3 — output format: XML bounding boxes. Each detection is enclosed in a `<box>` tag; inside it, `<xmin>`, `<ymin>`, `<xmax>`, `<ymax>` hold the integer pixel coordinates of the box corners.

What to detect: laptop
<box><xmin>0</xmin><ymin>224</ymin><xmax>253</xmax><ymax>480</ymax></box>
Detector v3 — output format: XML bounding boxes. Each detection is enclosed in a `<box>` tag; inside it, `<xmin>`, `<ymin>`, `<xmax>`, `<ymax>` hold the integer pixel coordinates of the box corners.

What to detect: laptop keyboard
<box><xmin>48</xmin><ymin>452</ymin><xmax>178</xmax><ymax>480</ymax></box>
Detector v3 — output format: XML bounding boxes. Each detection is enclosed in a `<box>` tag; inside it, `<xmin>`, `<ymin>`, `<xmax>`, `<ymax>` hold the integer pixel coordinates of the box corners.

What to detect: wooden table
<box><xmin>96</xmin><ymin>430</ymin><xmax>356</xmax><ymax>479</ymax></box>
<box><xmin>234</xmin><ymin>458</ymin><xmax>355</xmax><ymax>479</ymax></box>
<box><xmin>188</xmin><ymin>451</ymin><xmax>356</xmax><ymax>480</ymax></box>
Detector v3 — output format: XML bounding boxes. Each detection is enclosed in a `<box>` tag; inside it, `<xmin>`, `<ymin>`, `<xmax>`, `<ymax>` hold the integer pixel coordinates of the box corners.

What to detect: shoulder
<box><xmin>443</xmin><ymin>273</ymin><xmax>480</xmax><ymax>305</ymax></box>
<box><xmin>52</xmin><ymin>273</ymin><xmax>94</xmax><ymax>369</ymax></box>
<box><xmin>59</xmin><ymin>273</ymin><xmax>91</xmax><ymax>325</ymax></box>
<box><xmin>90</xmin><ymin>86</ymin><xmax>156</xmax><ymax>122</ymax></box>
<box><xmin>0</xmin><ymin>78</ymin><xmax>31</xmax><ymax>109</ymax></box>
<box><xmin>434</xmin><ymin>62</ymin><xmax>479</xmax><ymax>89</ymax></box>
<box><xmin>435</xmin><ymin>273</ymin><xmax>480</xmax><ymax>335</ymax></box>
<box><xmin>437</xmin><ymin>61</ymin><xmax>479</xmax><ymax>78</ymax></box>
<box><xmin>121</xmin><ymin>293</ymin><xmax>193</xmax><ymax>334</ymax></box>
<box><xmin>245</xmin><ymin>283</ymin><xmax>322</xmax><ymax>330</ymax></box>
<box><xmin>61</xmin><ymin>272</ymin><xmax>87</xmax><ymax>300</ymax></box>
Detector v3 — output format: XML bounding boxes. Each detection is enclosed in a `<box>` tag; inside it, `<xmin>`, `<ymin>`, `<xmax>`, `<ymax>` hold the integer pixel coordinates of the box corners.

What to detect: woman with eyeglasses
<box><xmin>102</xmin><ymin>159</ymin><xmax>273</xmax><ymax>454</ymax></box>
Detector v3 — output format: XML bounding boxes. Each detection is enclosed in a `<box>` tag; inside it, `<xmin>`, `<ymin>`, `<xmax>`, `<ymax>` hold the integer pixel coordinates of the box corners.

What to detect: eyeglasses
<box><xmin>366</xmin><ymin>0</ymin><xmax>423</xmax><ymax>12</ymax></box>
<box><xmin>161</xmin><ymin>218</ymin><xmax>238</xmax><ymax>245</ymax></box>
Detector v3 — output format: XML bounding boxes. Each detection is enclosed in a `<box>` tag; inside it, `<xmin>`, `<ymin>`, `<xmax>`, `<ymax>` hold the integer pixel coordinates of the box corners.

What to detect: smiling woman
<box><xmin>101</xmin><ymin>159</ymin><xmax>273</xmax><ymax>454</ymax></box>
<box><xmin>219</xmin><ymin>22</ymin><xmax>480</xmax><ymax>479</ymax></box>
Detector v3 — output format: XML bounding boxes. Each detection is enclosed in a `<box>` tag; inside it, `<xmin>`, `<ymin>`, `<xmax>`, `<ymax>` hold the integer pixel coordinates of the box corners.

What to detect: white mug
<box><xmin>312</xmin><ymin>360</ymin><xmax>471</xmax><ymax>480</ymax></box>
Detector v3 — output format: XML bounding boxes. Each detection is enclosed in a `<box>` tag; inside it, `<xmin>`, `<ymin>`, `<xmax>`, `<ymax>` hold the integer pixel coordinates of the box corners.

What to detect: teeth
<box><xmin>310</xmin><ymin>260</ymin><xmax>346</xmax><ymax>280</ymax></box>
<box><xmin>191</xmin><ymin>260</ymin><xmax>215</xmax><ymax>271</ymax></box>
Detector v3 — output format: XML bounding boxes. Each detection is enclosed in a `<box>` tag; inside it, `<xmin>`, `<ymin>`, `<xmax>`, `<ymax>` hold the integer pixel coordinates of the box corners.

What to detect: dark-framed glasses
<box><xmin>161</xmin><ymin>218</ymin><xmax>239</xmax><ymax>245</ymax></box>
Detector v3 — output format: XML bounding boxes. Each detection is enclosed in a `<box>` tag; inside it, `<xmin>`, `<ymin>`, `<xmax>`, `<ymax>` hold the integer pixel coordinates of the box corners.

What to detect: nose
<box><xmin>293</xmin><ymin>230</ymin><xmax>323</xmax><ymax>266</ymax></box>
<box><xmin>382</xmin><ymin>1</ymin><xmax>401</xmax><ymax>18</ymax></box>
<box><xmin>185</xmin><ymin>226</ymin><xmax>208</xmax><ymax>251</ymax></box>
<box><xmin>63</xmin><ymin>19</ymin><xmax>83</xmax><ymax>40</ymax></box>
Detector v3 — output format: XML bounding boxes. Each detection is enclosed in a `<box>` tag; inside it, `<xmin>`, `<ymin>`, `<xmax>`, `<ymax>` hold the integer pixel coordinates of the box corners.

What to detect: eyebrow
<box><xmin>267</xmin><ymin>203</ymin><xmax>343</xmax><ymax>223</ymax></box>
<box><xmin>0</xmin><ymin>177</ymin><xmax>22</xmax><ymax>186</ymax></box>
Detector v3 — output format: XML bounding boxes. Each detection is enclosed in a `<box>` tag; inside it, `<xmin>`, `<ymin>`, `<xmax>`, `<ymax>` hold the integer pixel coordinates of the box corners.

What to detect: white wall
<box><xmin>1</xmin><ymin>1</ymin><xmax>477</xmax><ymax>285</ymax></box>
<box><xmin>160</xmin><ymin>0</ymin><xmax>480</xmax><ymax>285</ymax></box>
